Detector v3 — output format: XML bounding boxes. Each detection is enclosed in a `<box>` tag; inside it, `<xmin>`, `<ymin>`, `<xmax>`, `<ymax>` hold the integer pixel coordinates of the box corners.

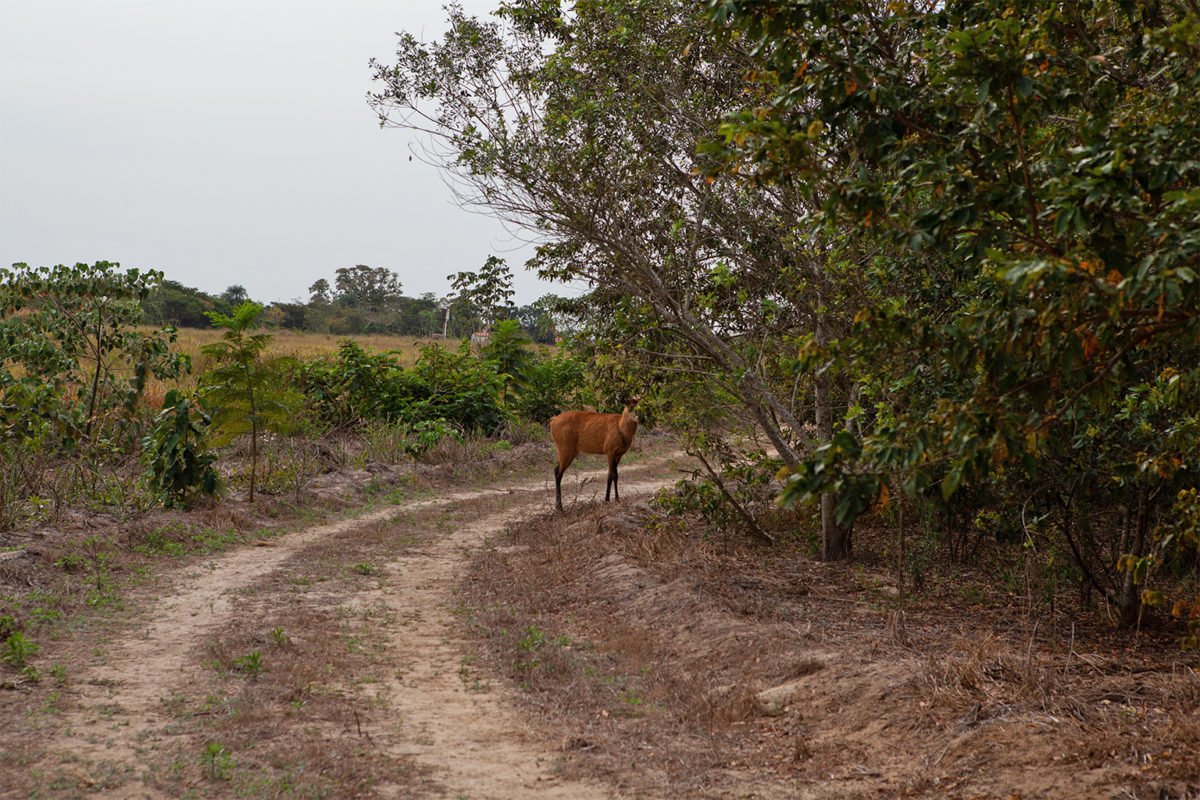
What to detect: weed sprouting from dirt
<box><xmin>199</xmin><ymin>740</ymin><xmax>235</xmax><ymax>781</ymax></box>
<box><xmin>1</xmin><ymin>631</ymin><xmax>38</xmax><ymax>669</ymax></box>
<box><xmin>231</xmin><ymin>649</ymin><xmax>263</xmax><ymax>678</ymax></box>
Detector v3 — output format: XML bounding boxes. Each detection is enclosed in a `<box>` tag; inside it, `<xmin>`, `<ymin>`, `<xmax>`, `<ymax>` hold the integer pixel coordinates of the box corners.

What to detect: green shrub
<box><xmin>2</xmin><ymin>631</ymin><xmax>38</xmax><ymax>669</ymax></box>
<box><xmin>141</xmin><ymin>390</ymin><xmax>220</xmax><ymax>508</ymax></box>
<box><xmin>296</xmin><ymin>340</ymin><xmax>418</xmax><ymax>426</ymax></box>
<box><xmin>511</xmin><ymin>352</ymin><xmax>587</xmax><ymax>423</ymax></box>
<box><xmin>409</xmin><ymin>342</ymin><xmax>507</xmax><ymax>434</ymax></box>
<box><xmin>481</xmin><ymin>319</ymin><xmax>535</xmax><ymax>400</ymax></box>
<box><xmin>297</xmin><ymin>340</ymin><xmax>508</xmax><ymax>435</ymax></box>
<box><xmin>405</xmin><ymin>419</ymin><xmax>463</xmax><ymax>457</ymax></box>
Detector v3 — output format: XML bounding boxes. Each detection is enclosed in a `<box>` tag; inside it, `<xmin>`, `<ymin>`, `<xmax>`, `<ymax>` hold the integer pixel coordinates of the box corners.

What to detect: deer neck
<box><xmin>620</xmin><ymin>408</ymin><xmax>639</xmax><ymax>439</ymax></box>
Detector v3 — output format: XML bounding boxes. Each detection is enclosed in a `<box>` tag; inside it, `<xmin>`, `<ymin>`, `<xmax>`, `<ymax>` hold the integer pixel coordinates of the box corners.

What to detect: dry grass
<box><xmin>463</xmin><ymin>501</ymin><xmax>808</xmax><ymax>797</ymax></box>
<box><xmin>138</xmin><ymin>328</ymin><xmax>434</xmax><ymax>411</ymax></box>
<box><xmin>164</xmin><ymin>327</ymin><xmax>432</xmax><ymax>366</ymax></box>
<box><xmin>463</xmin><ymin>497</ymin><xmax>1200</xmax><ymax>799</ymax></box>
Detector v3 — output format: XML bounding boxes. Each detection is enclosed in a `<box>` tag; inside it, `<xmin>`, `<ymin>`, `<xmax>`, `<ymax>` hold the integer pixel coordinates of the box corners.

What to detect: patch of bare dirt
<box><xmin>465</xmin><ymin>502</ymin><xmax>1200</xmax><ymax>800</ymax></box>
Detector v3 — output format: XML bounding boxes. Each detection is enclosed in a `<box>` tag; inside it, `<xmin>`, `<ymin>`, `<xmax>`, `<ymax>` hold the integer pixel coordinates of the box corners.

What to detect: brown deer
<box><xmin>549</xmin><ymin>398</ymin><xmax>639</xmax><ymax>511</ymax></box>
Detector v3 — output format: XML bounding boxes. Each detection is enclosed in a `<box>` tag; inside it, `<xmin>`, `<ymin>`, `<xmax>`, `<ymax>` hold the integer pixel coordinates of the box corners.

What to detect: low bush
<box><xmin>141</xmin><ymin>390</ymin><xmax>220</xmax><ymax>508</ymax></box>
<box><xmin>510</xmin><ymin>352</ymin><xmax>589</xmax><ymax>423</ymax></box>
<box><xmin>296</xmin><ymin>340</ymin><xmax>507</xmax><ymax>435</ymax></box>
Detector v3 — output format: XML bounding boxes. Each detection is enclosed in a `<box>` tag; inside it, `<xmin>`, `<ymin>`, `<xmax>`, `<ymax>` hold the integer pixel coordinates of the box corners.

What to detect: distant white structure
<box><xmin>470</xmin><ymin>328</ymin><xmax>490</xmax><ymax>349</ymax></box>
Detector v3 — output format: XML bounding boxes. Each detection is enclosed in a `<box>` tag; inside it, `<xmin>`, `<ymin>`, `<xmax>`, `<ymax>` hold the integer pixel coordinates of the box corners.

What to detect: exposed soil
<box><xmin>3</xmin><ymin>442</ymin><xmax>1200</xmax><ymax>799</ymax></box>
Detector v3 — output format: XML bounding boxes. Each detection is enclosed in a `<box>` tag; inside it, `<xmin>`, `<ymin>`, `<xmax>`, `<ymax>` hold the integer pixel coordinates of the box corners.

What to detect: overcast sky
<box><xmin>0</xmin><ymin>1</ymin><xmax>559</xmax><ymax>305</ymax></box>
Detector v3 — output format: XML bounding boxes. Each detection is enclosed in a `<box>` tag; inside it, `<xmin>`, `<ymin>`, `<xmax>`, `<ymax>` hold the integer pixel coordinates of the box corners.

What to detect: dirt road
<box><xmin>4</xmin><ymin>461</ymin><xmax>681</xmax><ymax>799</ymax></box>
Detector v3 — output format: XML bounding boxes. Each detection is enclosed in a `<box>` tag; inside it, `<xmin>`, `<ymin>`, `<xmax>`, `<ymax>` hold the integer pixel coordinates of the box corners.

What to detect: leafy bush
<box><xmin>404</xmin><ymin>419</ymin><xmax>463</xmax><ymax>458</ymax></box>
<box><xmin>480</xmin><ymin>319</ymin><xmax>535</xmax><ymax>400</ymax></box>
<box><xmin>296</xmin><ymin>340</ymin><xmax>419</xmax><ymax>426</ymax></box>
<box><xmin>409</xmin><ymin>342</ymin><xmax>507</xmax><ymax>434</ymax></box>
<box><xmin>141</xmin><ymin>390</ymin><xmax>220</xmax><ymax>508</ymax></box>
<box><xmin>510</xmin><ymin>352</ymin><xmax>587</xmax><ymax>423</ymax></box>
<box><xmin>298</xmin><ymin>340</ymin><xmax>506</xmax><ymax>435</ymax></box>
<box><xmin>0</xmin><ymin>261</ymin><xmax>186</xmax><ymax>449</ymax></box>
<box><xmin>654</xmin><ymin>454</ymin><xmax>781</xmax><ymax>541</ymax></box>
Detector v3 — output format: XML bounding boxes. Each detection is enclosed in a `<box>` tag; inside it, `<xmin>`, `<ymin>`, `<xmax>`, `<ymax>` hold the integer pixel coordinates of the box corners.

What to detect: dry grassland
<box><xmin>140</xmin><ymin>327</ymin><xmax>441</xmax><ymax>410</ymax></box>
<box><xmin>166</xmin><ymin>327</ymin><xmax>432</xmax><ymax>366</ymax></box>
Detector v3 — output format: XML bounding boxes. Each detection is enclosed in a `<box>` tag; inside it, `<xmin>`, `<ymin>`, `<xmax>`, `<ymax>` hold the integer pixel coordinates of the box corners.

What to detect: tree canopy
<box><xmin>370</xmin><ymin>0</ymin><xmax>1200</xmax><ymax>625</ymax></box>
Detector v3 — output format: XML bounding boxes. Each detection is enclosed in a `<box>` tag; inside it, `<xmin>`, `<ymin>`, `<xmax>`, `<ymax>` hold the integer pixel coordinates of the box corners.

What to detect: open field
<box><xmin>166</xmin><ymin>327</ymin><xmax>435</xmax><ymax>368</ymax></box>
<box><xmin>135</xmin><ymin>328</ymin><xmax>455</xmax><ymax>411</ymax></box>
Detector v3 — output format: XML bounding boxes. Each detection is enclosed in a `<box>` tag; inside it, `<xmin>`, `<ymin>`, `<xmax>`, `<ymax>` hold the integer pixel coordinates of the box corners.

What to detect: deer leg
<box><xmin>555</xmin><ymin>464</ymin><xmax>564</xmax><ymax>511</ymax></box>
<box><xmin>611</xmin><ymin>452</ymin><xmax>626</xmax><ymax>503</ymax></box>
<box><xmin>554</xmin><ymin>450</ymin><xmax>577</xmax><ymax>512</ymax></box>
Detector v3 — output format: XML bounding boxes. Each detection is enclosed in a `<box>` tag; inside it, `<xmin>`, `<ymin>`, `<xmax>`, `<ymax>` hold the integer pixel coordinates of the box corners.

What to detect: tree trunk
<box><xmin>1113</xmin><ymin>484</ymin><xmax>1152</xmax><ymax>628</ymax></box>
<box><xmin>1117</xmin><ymin>485</ymin><xmax>1148</xmax><ymax>628</ymax></box>
<box><xmin>815</xmin><ymin>369</ymin><xmax>852</xmax><ymax>560</ymax></box>
<box><xmin>811</xmin><ymin>270</ymin><xmax>852</xmax><ymax>562</ymax></box>
<box><xmin>247</xmin><ymin>369</ymin><xmax>258</xmax><ymax>503</ymax></box>
<box><xmin>84</xmin><ymin>316</ymin><xmax>104</xmax><ymax>439</ymax></box>
<box><xmin>249</xmin><ymin>418</ymin><xmax>258</xmax><ymax>503</ymax></box>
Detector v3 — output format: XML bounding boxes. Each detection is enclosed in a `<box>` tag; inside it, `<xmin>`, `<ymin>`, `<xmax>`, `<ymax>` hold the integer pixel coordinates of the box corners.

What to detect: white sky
<box><xmin>0</xmin><ymin>1</ymin><xmax>559</xmax><ymax>305</ymax></box>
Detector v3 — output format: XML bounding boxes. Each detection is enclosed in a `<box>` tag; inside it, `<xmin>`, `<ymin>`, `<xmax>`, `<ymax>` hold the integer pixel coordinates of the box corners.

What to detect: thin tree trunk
<box><xmin>247</xmin><ymin>368</ymin><xmax>258</xmax><ymax>503</ymax></box>
<box><xmin>812</xmin><ymin>269</ymin><xmax>852</xmax><ymax>561</ymax></box>
<box><xmin>1117</xmin><ymin>485</ymin><xmax>1149</xmax><ymax>628</ymax></box>
<box><xmin>84</xmin><ymin>316</ymin><xmax>104</xmax><ymax>439</ymax></box>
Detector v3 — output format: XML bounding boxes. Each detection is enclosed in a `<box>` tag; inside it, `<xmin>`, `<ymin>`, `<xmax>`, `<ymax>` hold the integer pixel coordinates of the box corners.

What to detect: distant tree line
<box><xmin>141</xmin><ymin>260</ymin><xmax>569</xmax><ymax>345</ymax></box>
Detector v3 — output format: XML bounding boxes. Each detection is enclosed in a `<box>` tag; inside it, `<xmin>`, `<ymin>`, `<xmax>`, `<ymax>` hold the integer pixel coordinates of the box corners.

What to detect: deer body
<box><xmin>549</xmin><ymin>400</ymin><xmax>639</xmax><ymax>511</ymax></box>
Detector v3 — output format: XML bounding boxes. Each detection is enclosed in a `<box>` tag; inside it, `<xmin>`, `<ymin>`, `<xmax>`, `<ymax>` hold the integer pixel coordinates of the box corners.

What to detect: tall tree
<box><xmin>333</xmin><ymin>265</ymin><xmax>403</xmax><ymax>312</ymax></box>
<box><xmin>370</xmin><ymin>0</ymin><xmax>861</xmax><ymax>556</ymax></box>
<box><xmin>712</xmin><ymin>0</ymin><xmax>1200</xmax><ymax>616</ymax></box>
<box><xmin>308</xmin><ymin>278</ymin><xmax>332</xmax><ymax>305</ymax></box>
<box><xmin>448</xmin><ymin>255</ymin><xmax>515</xmax><ymax>331</ymax></box>
<box><xmin>220</xmin><ymin>285</ymin><xmax>249</xmax><ymax>307</ymax></box>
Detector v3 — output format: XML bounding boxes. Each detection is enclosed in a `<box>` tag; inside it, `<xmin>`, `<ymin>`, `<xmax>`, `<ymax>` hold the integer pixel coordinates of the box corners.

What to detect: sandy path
<box><xmin>371</xmin><ymin>502</ymin><xmax>599</xmax><ymax>799</ymax></box>
<box><xmin>371</xmin><ymin>476</ymin><xmax>674</xmax><ymax>800</ymax></box>
<box><xmin>36</xmin><ymin>466</ymin><xmax>674</xmax><ymax>799</ymax></box>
